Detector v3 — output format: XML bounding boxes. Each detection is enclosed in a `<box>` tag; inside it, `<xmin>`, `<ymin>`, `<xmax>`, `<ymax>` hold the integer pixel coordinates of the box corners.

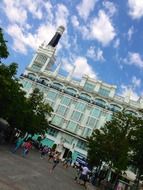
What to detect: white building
<box><xmin>19</xmin><ymin>26</ymin><xmax>143</xmax><ymax>162</ymax></box>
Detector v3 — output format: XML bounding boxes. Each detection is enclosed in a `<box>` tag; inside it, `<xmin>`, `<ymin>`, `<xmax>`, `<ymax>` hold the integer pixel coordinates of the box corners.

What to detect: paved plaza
<box><xmin>0</xmin><ymin>146</ymin><xmax>84</xmax><ymax>190</ymax></box>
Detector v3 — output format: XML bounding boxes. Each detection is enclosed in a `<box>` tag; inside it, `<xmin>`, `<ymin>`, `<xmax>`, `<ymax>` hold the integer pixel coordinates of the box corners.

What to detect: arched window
<box><xmin>125</xmin><ymin>110</ymin><xmax>137</xmax><ymax>116</ymax></box>
<box><xmin>110</xmin><ymin>104</ymin><xmax>122</xmax><ymax>112</ymax></box>
<box><xmin>79</xmin><ymin>93</ymin><xmax>91</xmax><ymax>102</ymax></box>
<box><xmin>94</xmin><ymin>98</ymin><xmax>106</xmax><ymax>108</ymax></box>
<box><xmin>39</xmin><ymin>77</ymin><xmax>49</xmax><ymax>85</ymax></box>
<box><xmin>35</xmin><ymin>54</ymin><xmax>47</xmax><ymax>65</ymax></box>
<box><xmin>64</xmin><ymin>87</ymin><xmax>77</xmax><ymax>96</ymax></box>
<box><xmin>51</xmin><ymin>82</ymin><xmax>63</xmax><ymax>90</ymax></box>
<box><xmin>28</xmin><ymin>73</ymin><xmax>36</xmax><ymax>80</ymax></box>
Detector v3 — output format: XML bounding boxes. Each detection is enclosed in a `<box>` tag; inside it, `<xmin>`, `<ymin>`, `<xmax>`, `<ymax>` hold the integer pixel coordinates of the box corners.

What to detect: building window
<box><xmin>86</xmin><ymin>117</ymin><xmax>97</xmax><ymax>128</ymax></box>
<box><xmin>51</xmin><ymin>115</ymin><xmax>63</xmax><ymax>126</ymax></box>
<box><xmin>24</xmin><ymin>81</ymin><xmax>32</xmax><ymax>91</ymax></box>
<box><xmin>71</xmin><ymin>111</ymin><xmax>83</xmax><ymax>122</ymax></box>
<box><xmin>125</xmin><ymin>110</ymin><xmax>137</xmax><ymax>116</ymax></box>
<box><xmin>64</xmin><ymin>87</ymin><xmax>77</xmax><ymax>96</ymax></box>
<box><xmin>98</xmin><ymin>87</ymin><xmax>110</xmax><ymax>97</ymax></box>
<box><xmin>110</xmin><ymin>104</ymin><xmax>121</xmax><ymax>112</ymax></box>
<box><xmin>47</xmin><ymin>90</ymin><xmax>58</xmax><ymax>100</ymax></box>
<box><xmin>106</xmin><ymin>113</ymin><xmax>112</xmax><ymax>121</ymax></box>
<box><xmin>61</xmin><ymin>96</ymin><xmax>71</xmax><ymax>106</ymax></box>
<box><xmin>86</xmin><ymin>108</ymin><xmax>100</xmax><ymax>128</ymax></box>
<box><xmin>46</xmin><ymin>90</ymin><xmax>58</xmax><ymax>106</ymax></box>
<box><xmin>39</xmin><ymin>77</ymin><xmax>49</xmax><ymax>85</ymax></box>
<box><xmin>56</xmin><ymin>96</ymin><xmax>71</xmax><ymax>117</ymax></box>
<box><xmin>56</xmin><ymin>105</ymin><xmax>67</xmax><ymax>116</ymax></box>
<box><xmin>75</xmin><ymin>102</ymin><xmax>86</xmax><ymax>111</ymax></box>
<box><xmin>51</xmin><ymin>82</ymin><xmax>63</xmax><ymax>90</ymax></box>
<box><xmin>76</xmin><ymin>140</ymin><xmax>87</xmax><ymax>150</ymax></box>
<box><xmin>79</xmin><ymin>93</ymin><xmax>91</xmax><ymax>103</ymax></box>
<box><xmin>94</xmin><ymin>98</ymin><xmax>106</xmax><ymax>108</ymax></box>
<box><xmin>47</xmin><ymin>128</ymin><xmax>58</xmax><ymax>137</ymax></box>
<box><xmin>91</xmin><ymin>108</ymin><xmax>101</xmax><ymax>117</ymax></box>
<box><xmin>67</xmin><ymin>121</ymin><xmax>77</xmax><ymax>133</ymax></box>
<box><xmin>28</xmin><ymin>73</ymin><xmax>36</xmax><ymax>80</ymax></box>
<box><xmin>84</xmin><ymin>82</ymin><xmax>95</xmax><ymax>92</ymax></box>
<box><xmin>82</xmin><ymin>127</ymin><xmax>92</xmax><ymax>138</ymax></box>
<box><xmin>31</xmin><ymin>64</ymin><xmax>41</xmax><ymax>71</ymax></box>
<box><xmin>35</xmin><ymin>54</ymin><xmax>47</xmax><ymax>65</ymax></box>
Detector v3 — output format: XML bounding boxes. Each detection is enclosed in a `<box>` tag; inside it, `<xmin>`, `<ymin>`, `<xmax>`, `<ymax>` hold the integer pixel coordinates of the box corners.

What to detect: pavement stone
<box><xmin>0</xmin><ymin>146</ymin><xmax>84</xmax><ymax>190</ymax></box>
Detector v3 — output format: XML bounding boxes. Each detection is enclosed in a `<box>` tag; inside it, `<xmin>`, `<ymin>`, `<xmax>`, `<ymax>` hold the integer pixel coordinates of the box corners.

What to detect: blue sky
<box><xmin>0</xmin><ymin>0</ymin><xmax>143</xmax><ymax>100</ymax></box>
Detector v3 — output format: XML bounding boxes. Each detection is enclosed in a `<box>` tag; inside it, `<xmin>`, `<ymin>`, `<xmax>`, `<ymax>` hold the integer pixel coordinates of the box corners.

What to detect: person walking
<box><xmin>74</xmin><ymin>165</ymin><xmax>82</xmax><ymax>183</ymax></box>
<box><xmin>12</xmin><ymin>136</ymin><xmax>24</xmax><ymax>153</ymax></box>
<box><xmin>22</xmin><ymin>140</ymin><xmax>32</xmax><ymax>157</ymax></box>
<box><xmin>50</xmin><ymin>152</ymin><xmax>61</xmax><ymax>173</ymax></box>
<box><xmin>63</xmin><ymin>157</ymin><xmax>72</xmax><ymax>168</ymax></box>
<box><xmin>40</xmin><ymin>146</ymin><xmax>49</xmax><ymax>159</ymax></box>
<box><xmin>79</xmin><ymin>165</ymin><xmax>90</xmax><ymax>187</ymax></box>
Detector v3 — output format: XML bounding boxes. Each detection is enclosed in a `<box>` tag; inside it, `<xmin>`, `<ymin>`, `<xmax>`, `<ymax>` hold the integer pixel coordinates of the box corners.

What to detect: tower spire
<box><xmin>27</xmin><ymin>26</ymin><xmax>65</xmax><ymax>72</ymax></box>
<box><xmin>48</xmin><ymin>26</ymin><xmax>65</xmax><ymax>47</ymax></box>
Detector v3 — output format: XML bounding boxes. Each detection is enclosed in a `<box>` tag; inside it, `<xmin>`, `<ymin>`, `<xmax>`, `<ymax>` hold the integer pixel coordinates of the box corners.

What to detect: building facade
<box><xmin>19</xmin><ymin>26</ymin><xmax>143</xmax><ymax>162</ymax></box>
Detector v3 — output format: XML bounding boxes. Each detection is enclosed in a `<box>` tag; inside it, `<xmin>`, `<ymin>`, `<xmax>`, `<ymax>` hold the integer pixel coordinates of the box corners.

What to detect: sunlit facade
<box><xmin>19</xmin><ymin>27</ymin><xmax>143</xmax><ymax>162</ymax></box>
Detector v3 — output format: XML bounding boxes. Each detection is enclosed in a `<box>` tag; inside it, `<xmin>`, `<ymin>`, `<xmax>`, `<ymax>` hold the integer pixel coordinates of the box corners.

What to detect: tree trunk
<box><xmin>135</xmin><ymin>170</ymin><xmax>141</xmax><ymax>190</ymax></box>
<box><xmin>113</xmin><ymin>172</ymin><xmax>120</xmax><ymax>190</ymax></box>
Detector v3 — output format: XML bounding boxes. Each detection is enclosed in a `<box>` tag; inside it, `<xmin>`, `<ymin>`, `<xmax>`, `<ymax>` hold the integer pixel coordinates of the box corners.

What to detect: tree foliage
<box><xmin>0</xmin><ymin>28</ymin><xmax>9</xmax><ymax>61</ymax></box>
<box><xmin>0</xmin><ymin>28</ymin><xmax>53</xmax><ymax>136</ymax></box>
<box><xmin>129</xmin><ymin>121</ymin><xmax>143</xmax><ymax>186</ymax></box>
<box><xmin>87</xmin><ymin>111</ymin><xmax>141</xmax><ymax>172</ymax></box>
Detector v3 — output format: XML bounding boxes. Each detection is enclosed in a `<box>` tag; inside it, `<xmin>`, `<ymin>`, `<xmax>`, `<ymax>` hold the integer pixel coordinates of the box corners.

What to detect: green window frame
<box><xmin>47</xmin><ymin>90</ymin><xmax>58</xmax><ymax>100</ymax></box>
<box><xmin>84</xmin><ymin>82</ymin><xmax>95</xmax><ymax>92</ymax></box>
<box><xmin>75</xmin><ymin>102</ymin><xmax>86</xmax><ymax>111</ymax></box>
<box><xmin>35</xmin><ymin>54</ymin><xmax>47</xmax><ymax>65</ymax></box>
<box><xmin>61</xmin><ymin>96</ymin><xmax>71</xmax><ymax>106</ymax></box>
<box><xmin>82</xmin><ymin>127</ymin><xmax>92</xmax><ymax>138</ymax></box>
<box><xmin>51</xmin><ymin>115</ymin><xmax>63</xmax><ymax>126</ymax></box>
<box><xmin>47</xmin><ymin>128</ymin><xmax>58</xmax><ymax>137</ymax></box>
<box><xmin>91</xmin><ymin>108</ymin><xmax>101</xmax><ymax>117</ymax></box>
<box><xmin>76</xmin><ymin>140</ymin><xmax>87</xmax><ymax>150</ymax></box>
<box><xmin>67</xmin><ymin>121</ymin><xmax>77</xmax><ymax>133</ymax></box>
<box><xmin>56</xmin><ymin>105</ymin><xmax>67</xmax><ymax>116</ymax></box>
<box><xmin>98</xmin><ymin>87</ymin><xmax>110</xmax><ymax>97</ymax></box>
<box><xmin>71</xmin><ymin>111</ymin><xmax>82</xmax><ymax>122</ymax></box>
<box><xmin>86</xmin><ymin>117</ymin><xmax>97</xmax><ymax>128</ymax></box>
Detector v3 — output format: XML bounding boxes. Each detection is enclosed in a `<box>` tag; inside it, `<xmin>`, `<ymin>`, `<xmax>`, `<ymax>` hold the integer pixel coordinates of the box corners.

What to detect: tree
<box><xmin>87</xmin><ymin>111</ymin><xmax>139</xmax><ymax>174</ymax></box>
<box><xmin>0</xmin><ymin>28</ymin><xmax>53</xmax><ymax>137</ymax></box>
<box><xmin>0</xmin><ymin>63</ymin><xmax>26</xmax><ymax>119</ymax></box>
<box><xmin>129</xmin><ymin>120</ymin><xmax>143</xmax><ymax>189</ymax></box>
<box><xmin>0</xmin><ymin>28</ymin><xmax>9</xmax><ymax>61</ymax></box>
<box><xmin>24</xmin><ymin>88</ymin><xmax>54</xmax><ymax>135</ymax></box>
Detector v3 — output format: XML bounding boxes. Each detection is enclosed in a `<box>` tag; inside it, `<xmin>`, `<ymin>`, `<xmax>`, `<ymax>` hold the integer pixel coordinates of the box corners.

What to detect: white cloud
<box><xmin>55</xmin><ymin>4</ymin><xmax>69</xmax><ymax>28</ymax></box>
<box><xmin>87</xmin><ymin>47</ymin><xmax>105</xmax><ymax>62</ymax></box>
<box><xmin>127</xmin><ymin>26</ymin><xmax>134</xmax><ymax>41</ymax></box>
<box><xmin>113</xmin><ymin>38</ymin><xmax>120</xmax><ymax>48</ymax></box>
<box><xmin>120</xmin><ymin>76</ymin><xmax>141</xmax><ymax>101</ymax></box>
<box><xmin>63</xmin><ymin>56</ymin><xmax>97</xmax><ymax>79</ymax></box>
<box><xmin>132</xmin><ymin>76</ymin><xmax>141</xmax><ymax>88</ymax></box>
<box><xmin>71</xmin><ymin>16</ymin><xmax>79</xmax><ymax>27</ymax></box>
<box><xmin>23</xmin><ymin>0</ymin><xmax>43</xmax><ymax>20</ymax></box>
<box><xmin>125</xmin><ymin>52</ymin><xmax>143</xmax><ymax>69</ymax></box>
<box><xmin>120</xmin><ymin>84</ymin><xmax>139</xmax><ymax>101</ymax></box>
<box><xmin>128</xmin><ymin>0</ymin><xmax>143</xmax><ymax>19</ymax></box>
<box><xmin>103</xmin><ymin>1</ymin><xmax>117</xmax><ymax>17</ymax></box>
<box><xmin>3</xmin><ymin>0</ymin><xmax>27</xmax><ymax>25</ymax></box>
<box><xmin>6</xmin><ymin>23</ymin><xmax>59</xmax><ymax>54</ymax></box>
<box><xmin>6</xmin><ymin>24</ymin><xmax>28</xmax><ymax>54</ymax></box>
<box><xmin>1</xmin><ymin>0</ymin><xmax>70</xmax><ymax>54</ymax></box>
<box><xmin>76</xmin><ymin>0</ymin><xmax>97</xmax><ymax>21</ymax></box>
<box><xmin>89</xmin><ymin>10</ymin><xmax>116</xmax><ymax>46</ymax></box>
